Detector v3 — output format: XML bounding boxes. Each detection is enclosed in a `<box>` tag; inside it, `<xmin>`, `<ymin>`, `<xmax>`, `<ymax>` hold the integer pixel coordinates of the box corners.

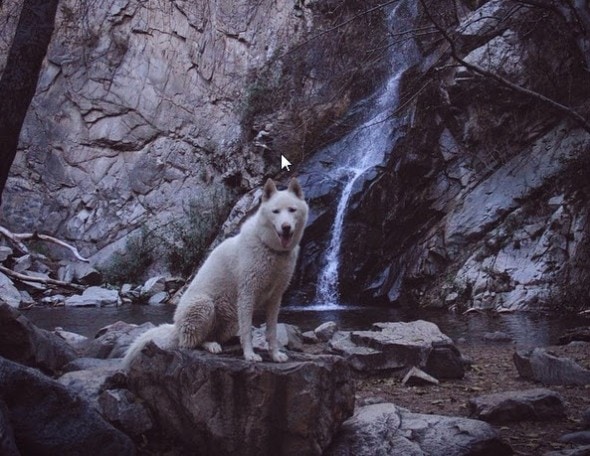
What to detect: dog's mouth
<box><xmin>277</xmin><ymin>230</ymin><xmax>293</xmax><ymax>248</ymax></box>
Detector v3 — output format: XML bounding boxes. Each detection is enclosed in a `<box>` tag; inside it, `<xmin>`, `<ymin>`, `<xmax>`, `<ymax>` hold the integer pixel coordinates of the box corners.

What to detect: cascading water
<box><xmin>315</xmin><ymin>1</ymin><xmax>419</xmax><ymax>306</ymax></box>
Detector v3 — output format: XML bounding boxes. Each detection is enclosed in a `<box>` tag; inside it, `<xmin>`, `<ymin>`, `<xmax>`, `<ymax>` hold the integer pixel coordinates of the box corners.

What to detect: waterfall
<box><xmin>315</xmin><ymin>2</ymin><xmax>418</xmax><ymax>306</ymax></box>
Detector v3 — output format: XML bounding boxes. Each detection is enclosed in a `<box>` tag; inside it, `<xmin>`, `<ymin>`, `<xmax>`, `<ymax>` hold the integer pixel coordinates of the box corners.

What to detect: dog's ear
<box><xmin>288</xmin><ymin>178</ymin><xmax>304</xmax><ymax>199</ymax></box>
<box><xmin>262</xmin><ymin>178</ymin><xmax>278</xmax><ymax>201</ymax></box>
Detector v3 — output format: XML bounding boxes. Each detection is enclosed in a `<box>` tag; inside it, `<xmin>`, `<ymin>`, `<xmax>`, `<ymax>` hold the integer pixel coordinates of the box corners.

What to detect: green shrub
<box><xmin>101</xmin><ymin>226</ymin><xmax>156</xmax><ymax>285</ymax></box>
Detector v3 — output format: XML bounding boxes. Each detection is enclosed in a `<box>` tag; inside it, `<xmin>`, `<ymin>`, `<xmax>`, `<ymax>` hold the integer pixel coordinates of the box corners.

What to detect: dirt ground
<box><xmin>355</xmin><ymin>342</ymin><xmax>590</xmax><ymax>455</ymax></box>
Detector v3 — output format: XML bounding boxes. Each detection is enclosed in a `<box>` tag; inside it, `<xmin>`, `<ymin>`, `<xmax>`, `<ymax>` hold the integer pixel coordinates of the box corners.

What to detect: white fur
<box><xmin>122</xmin><ymin>178</ymin><xmax>308</xmax><ymax>368</ymax></box>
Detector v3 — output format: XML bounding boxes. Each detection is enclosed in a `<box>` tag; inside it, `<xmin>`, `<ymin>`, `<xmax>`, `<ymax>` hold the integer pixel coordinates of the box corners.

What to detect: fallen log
<box><xmin>0</xmin><ymin>265</ymin><xmax>85</xmax><ymax>291</ymax></box>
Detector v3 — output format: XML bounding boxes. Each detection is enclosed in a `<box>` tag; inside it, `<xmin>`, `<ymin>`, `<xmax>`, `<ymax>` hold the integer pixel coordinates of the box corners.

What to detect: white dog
<box><xmin>123</xmin><ymin>178</ymin><xmax>308</xmax><ymax>367</ymax></box>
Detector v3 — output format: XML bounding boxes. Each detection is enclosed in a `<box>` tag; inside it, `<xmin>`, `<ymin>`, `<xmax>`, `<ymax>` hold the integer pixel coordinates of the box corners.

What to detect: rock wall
<box><xmin>1</xmin><ymin>0</ymin><xmax>388</xmax><ymax>273</ymax></box>
<box><xmin>330</xmin><ymin>0</ymin><xmax>590</xmax><ymax>310</ymax></box>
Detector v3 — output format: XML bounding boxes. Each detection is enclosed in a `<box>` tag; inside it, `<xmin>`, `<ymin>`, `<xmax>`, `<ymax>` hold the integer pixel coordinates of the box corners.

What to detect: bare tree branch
<box><xmin>0</xmin><ymin>225</ymin><xmax>90</xmax><ymax>262</ymax></box>
<box><xmin>419</xmin><ymin>0</ymin><xmax>590</xmax><ymax>134</ymax></box>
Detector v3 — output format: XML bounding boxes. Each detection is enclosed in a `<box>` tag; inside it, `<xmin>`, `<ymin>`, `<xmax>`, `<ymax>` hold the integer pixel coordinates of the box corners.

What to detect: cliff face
<box><xmin>3</xmin><ymin>0</ymin><xmax>590</xmax><ymax>311</ymax></box>
<box><xmin>324</xmin><ymin>1</ymin><xmax>590</xmax><ymax>310</ymax></box>
<box><xmin>1</xmin><ymin>0</ymin><xmax>387</xmax><ymax>270</ymax></box>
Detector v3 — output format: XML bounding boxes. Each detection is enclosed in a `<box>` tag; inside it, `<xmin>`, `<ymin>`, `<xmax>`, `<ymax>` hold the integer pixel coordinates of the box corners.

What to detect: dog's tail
<box><xmin>121</xmin><ymin>323</ymin><xmax>178</xmax><ymax>370</ymax></box>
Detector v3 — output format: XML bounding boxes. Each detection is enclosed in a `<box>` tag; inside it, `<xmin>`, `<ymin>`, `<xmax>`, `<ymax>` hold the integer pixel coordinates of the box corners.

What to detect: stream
<box><xmin>23</xmin><ymin>303</ymin><xmax>589</xmax><ymax>349</ymax></box>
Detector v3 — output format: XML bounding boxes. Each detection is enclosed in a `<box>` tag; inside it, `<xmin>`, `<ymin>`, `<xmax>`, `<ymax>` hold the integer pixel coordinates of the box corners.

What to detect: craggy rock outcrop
<box><xmin>0</xmin><ymin>356</ymin><xmax>135</xmax><ymax>455</ymax></box>
<box><xmin>298</xmin><ymin>0</ymin><xmax>590</xmax><ymax>310</ymax></box>
<box><xmin>127</xmin><ymin>342</ymin><xmax>354</xmax><ymax>456</ymax></box>
<box><xmin>0</xmin><ymin>303</ymin><xmax>77</xmax><ymax>374</ymax></box>
<box><xmin>326</xmin><ymin>402</ymin><xmax>512</xmax><ymax>456</ymax></box>
<box><xmin>329</xmin><ymin>320</ymin><xmax>465</xmax><ymax>378</ymax></box>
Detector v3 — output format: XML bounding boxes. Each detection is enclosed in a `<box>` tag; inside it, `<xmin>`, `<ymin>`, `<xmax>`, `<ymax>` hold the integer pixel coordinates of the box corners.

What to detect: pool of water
<box><xmin>23</xmin><ymin>301</ymin><xmax>590</xmax><ymax>348</ymax></box>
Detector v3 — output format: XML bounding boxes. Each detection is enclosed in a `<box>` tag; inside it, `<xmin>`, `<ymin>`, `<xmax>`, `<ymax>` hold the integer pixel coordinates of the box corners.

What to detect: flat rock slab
<box><xmin>326</xmin><ymin>402</ymin><xmax>512</xmax><ymax>456</ymax></box>
<box><xmin>514</xmin><ymin>348</ymin><xmax>590</xmax><ymax>385</ymax></box>
<box><xmin>469</xmin><ymin>388</ymin><xmax>566</xmax><ymax>423</ymax></box>
<box><xmin>329</xmin><ymin>320</ymin><xmax>464</xmax><ymax>378</ymax></box>
<box><xmin>127</xmin><ymin>343</ymin><xmax>354</xmax><ymax>456</ymax></box>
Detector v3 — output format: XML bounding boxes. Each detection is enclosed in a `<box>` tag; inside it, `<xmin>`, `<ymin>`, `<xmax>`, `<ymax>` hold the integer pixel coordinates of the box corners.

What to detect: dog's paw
<box><xmin>271</xmin><ymin>351</ymin><xmax>289</xmax><ymax>363</ymax></box>
<box><xmin>203</xmin><ymin>342</ymin><xmax>222</xmax><ymax>354</ymax></box>
<box><xmin>244</xmin><ymin>352</ymin><xmax>262</xmax><ymax>362</ymax></box>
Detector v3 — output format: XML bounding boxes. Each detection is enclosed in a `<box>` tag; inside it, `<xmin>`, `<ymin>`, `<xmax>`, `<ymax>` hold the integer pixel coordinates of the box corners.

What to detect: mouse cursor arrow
<box><xmin>281</xmin><ymin>155</ymin><xmax>292</xmax><ymax>171</ymax></box>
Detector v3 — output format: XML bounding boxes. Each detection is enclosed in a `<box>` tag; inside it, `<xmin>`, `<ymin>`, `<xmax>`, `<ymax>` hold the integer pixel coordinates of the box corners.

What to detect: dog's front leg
<box><xmin>237</xmin><ymin>294</ymin><xmax>262</xmax><ymax>362</ymax></box>
<box><xmin>266</xmin><ymin>296</ymin><xmax>289</xmax><ymax>363</ymax></box>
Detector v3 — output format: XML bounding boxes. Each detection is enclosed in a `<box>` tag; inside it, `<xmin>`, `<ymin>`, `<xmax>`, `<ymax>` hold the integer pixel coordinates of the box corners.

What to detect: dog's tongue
<box><xmin>280</xmin><ymin>233</ymin><xmax>292</xmax><ymax>248</ymax></box>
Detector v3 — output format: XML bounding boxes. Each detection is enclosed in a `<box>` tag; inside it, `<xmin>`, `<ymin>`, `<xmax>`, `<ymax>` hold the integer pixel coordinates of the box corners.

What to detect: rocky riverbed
<box><xmin>1</xmin><ymin>302</ymin><xmax>590</xmax><ymax>455</ymax></box>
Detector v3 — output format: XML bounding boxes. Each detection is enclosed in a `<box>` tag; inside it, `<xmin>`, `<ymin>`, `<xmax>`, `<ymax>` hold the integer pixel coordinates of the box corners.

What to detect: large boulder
<box><xmin>514</xmin><ymin>348</ymin><xmax>590</xmax><ymax>385</ymax></box>
<box><xmin>127</xmin><ymin>343</ymin><xmax>354</xmax><ymax>456</ymax></box>
<box><xmin>0</xmin><ymin>356</ymin><xmax>134</xmax><ymax>455</ymax></box>
<box><xmin>469</xmin><ymin>388</ymin><xmax>566</xmax><ymax>423</ymax></box>
<box><xmin>329</xmin><ymin>320</ymin><xmax>465</xmax><ymax>378</ymax></box>
<box><xmin>326</xmin><ymin>402</ymin><xmax>512</xmax><ymax>456</ymax></box>
<box><xmin>0</xmin><ymin>303</ymin><xmax>77</xmax><ymax>374</ymax></box>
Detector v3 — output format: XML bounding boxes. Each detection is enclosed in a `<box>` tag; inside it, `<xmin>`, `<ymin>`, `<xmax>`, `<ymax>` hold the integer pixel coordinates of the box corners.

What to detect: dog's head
<box><xmin>260</xmin><ymin>178</ymin><xmax>309</xmax><ymax>251</ymax></box>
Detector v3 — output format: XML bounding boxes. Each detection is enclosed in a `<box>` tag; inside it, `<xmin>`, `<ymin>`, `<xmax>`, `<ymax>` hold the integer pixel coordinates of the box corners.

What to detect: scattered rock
<box><xmin>127</xmin><ymin>343</ymin><xmax>354</xmax><ymax>456</ymax></box>
<box><xmin>559</xmin><ymin>432</ymin><xmax>590</xmax><ymax>445</ymax></box>
<box><xmin>0</xmin><ymin>303</ymin><xmax>77</xmax><ymax>374</ymax></box>
<box><xmin>12</xmin><ymin>254</ymin><xmax>32</xmax><ymax>273</ymax></box>
<box><xmin>62</xmin><ymin>357</ymin><xmax>122</xmax><ymax>373</ymax></box>
<box><xmin>0</xmin><ymin>356</ymin><xmax>134</xmax><ymax>455</ymax></box>
<box><xmin>65</xmin><ymin>286</ymin><xmax>120</xmax><ymax>307</ymax></box>
<box><xmin>0</xmin><ymin>246</ymin><xmax>13</xmax><ymax>262</ymax></box>
<box><xmin>483</xmin><ymin>331</ymin><xmax>513</xmax><ymax>342</ymax></box>
<box><xmin>54</xmin><ymin>327</ymin><xmax>89</xmax><ymax>352</ymax></box>
<box><xmin>402</xmin><ymin>366</ymin><xmax>439</xmax><ymax>386</ymax></box>
<box><xmin>326</xmin><ymin>402</ymin><xmax>512</xmax><ymax>456</ymax></box>
<box><xmin>583</xmin><ymin>407</ymin><xmax>590</xmax><ymax>429</ymax></box>
<box><xmin>0</xmin><ymin>272</ymin><xmax>21</xmax><ymax>308</ymax></box>
<box><xmin>252</xmin><ymin>323</ymin><xmax>303</xmax><ymax>352</ymax></box>
<box><xmin>543</xmin><ymin>446</ymin><xmax>590</xmax><ymax>456</ymax></box>
<box><xmin>302</xmin><ymin>330</ymin><xmax>319</xmax><ymax>344</ymax></box>
<box><xmin>147</xmin><ymin>291</ymin><xmax>168</xmax><ymax>305</ymax></box>
<box><xmin>315</xmin><ymin>321</ymin><xmax>338</xmax><ymax>342</ymax></box>
<box><xmin>514</xmin><ymin>348</ymin><xmax>590</xmax><ymax>385</ymax></box>
<box><xmin>98</xmin><ymin>388</ymin><xmax>154</xmax><ymax>437</ymax></box>
<box><xmin>140</xmin><ymin>276</ymin><xmax>166</xmax><ymax>299</ymax></box>
<box><xmin>558</xmin><ymin>327</ymin><xmax>590</xmax><ymax>345</ymax></box>
<box><xmin>469</xmin><ymin>388</ymin><xmax>566</xmax><ymax>423</ymax></box>
<box><xmin>58</xmin><ymin>261</ymin><xmax>103</xmax><ymax>285</ymax></box>
<box><xmin>329</xmin><ymin>320</ymin><xmax>464</xmax><ymax>378</ymax></box>
<box><xmin>58</xmin><ymin>366</ymin><xmax>122</xmax><ymax>409</ymax></box>
<box><xmin>84</xmin><ymin>321</ymin><xmax>155</xmax><ymax>359</ymax></box>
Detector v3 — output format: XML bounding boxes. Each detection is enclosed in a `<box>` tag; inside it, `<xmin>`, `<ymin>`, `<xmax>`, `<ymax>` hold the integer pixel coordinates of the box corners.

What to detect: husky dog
<box><xmin>123</xmin><ymin>178</ymin><xmax>308</xmax><ymax>367</ymax></box>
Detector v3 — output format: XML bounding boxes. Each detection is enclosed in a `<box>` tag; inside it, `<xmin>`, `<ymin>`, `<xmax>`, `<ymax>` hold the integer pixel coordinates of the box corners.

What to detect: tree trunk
<box><xmin>0</xmin><ymin>0</ymin><xmax>59</xmax><ymax>204</ymax></box>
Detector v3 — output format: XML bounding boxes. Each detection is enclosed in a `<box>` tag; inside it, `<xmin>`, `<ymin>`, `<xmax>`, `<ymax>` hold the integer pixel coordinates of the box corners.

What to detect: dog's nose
<box><xmin>281</xmin><ymin>224</ymin><xmax>292</xmax><ymax>234</ymax></box>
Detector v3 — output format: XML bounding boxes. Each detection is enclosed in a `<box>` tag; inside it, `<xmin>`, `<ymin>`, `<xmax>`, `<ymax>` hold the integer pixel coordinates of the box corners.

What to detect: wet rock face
<box><xmin>127</xmin><ymin>343</ymin><xmax>355</xmax><ymax>456</ymax></box>
<box><xmin>315</xmin><ymin>0</ymin><xmax>590</xmax><ymax>310</ymax></box>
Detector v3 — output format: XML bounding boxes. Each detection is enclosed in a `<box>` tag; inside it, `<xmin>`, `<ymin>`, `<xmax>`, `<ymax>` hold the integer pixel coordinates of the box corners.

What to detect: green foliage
<box><xmin>163</xmin><ymin>196</ymin><xmax>229</xmax><ymax>278</ymax></box>
<box><xmin>101</xmin><ymin>226</ymin><xmax>156</xmax><ymax>285</ymax></box>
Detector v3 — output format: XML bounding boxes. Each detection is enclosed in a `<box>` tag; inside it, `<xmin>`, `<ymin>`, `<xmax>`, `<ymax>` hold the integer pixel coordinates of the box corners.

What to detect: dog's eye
<box><xmin>288</xmin><ymin>207</ymin><xmax>297</xmax><ymax>213</ymax></box>
<box><xmin>272</xmin><ymin>209</ymin><xmax>280</xmax><ymax>214</ymax></box>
